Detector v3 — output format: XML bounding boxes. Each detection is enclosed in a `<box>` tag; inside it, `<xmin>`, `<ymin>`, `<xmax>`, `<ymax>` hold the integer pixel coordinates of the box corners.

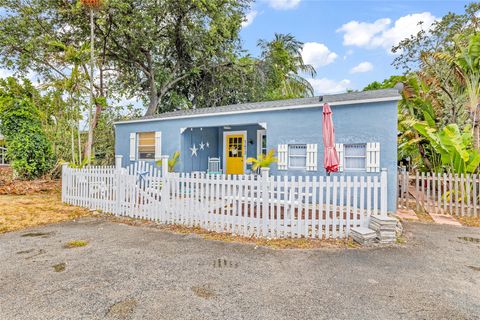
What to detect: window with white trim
<box><xmin>288</xmin><ymin>144</ymin><xmax>307</xmax><ymax>169</ymax></box>
<box><xmin>344</xmin><ymin>143</ymin><xmax>366</xmax><ymax>171</ymax></box>
<box><xmin>137</xmin><ymin>132</ymin><xmax>155</xmax><ymax>160</ymax></box>
<box><xmin>257</xmin><ymin>130</ymin><xmax>267</xmax><ymax>156</ymax></box>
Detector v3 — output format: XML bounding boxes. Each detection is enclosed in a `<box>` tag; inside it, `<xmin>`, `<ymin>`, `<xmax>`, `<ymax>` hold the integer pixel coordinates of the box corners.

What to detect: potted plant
<box><xmin>247</xmin><ymin>149</ymin><xmax>277</xmax><ymax>174</ymax></box>
<box><xmin>156</xmin><ymin>151</ymin><xmax>180</xmax><ymax>172</ymax></box>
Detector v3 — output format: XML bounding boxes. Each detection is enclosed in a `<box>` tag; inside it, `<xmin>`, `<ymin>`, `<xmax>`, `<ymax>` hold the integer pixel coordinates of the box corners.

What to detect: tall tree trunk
<box><xmin>418</xmin><ymin>141</ymin><xmax>434</xmax><ymax>172</ymax></box>
<box><xmin>473</xmin><ymin>105</ymin><xmax>480</xmax><ymax>152</ymax></box>
<box><xmin>145</xmin><ymin>75</ymin><xmax>159</xmax><ymax>116</ymax></box>
<box><xmin>84</xmin><ymin>8</ymin><xmax>95</xmax><ymax>162</ymax></box>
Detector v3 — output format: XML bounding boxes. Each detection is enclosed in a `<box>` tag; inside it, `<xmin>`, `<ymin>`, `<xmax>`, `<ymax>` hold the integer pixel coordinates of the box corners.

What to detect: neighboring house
<box><xmin>114</xmin><ymin>89</ymin><xmax>401</xmax><ymax>211</ymax></box>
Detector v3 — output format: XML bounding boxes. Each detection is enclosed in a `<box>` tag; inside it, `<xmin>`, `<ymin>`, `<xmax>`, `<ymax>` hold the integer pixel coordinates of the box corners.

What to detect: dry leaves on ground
<box><xmin>0</xmin><ymin>193</ymin><xmax>91</xmax><ymax>234</ymax></box>
<box><xmin>106</xmin><ymin>215</ymin><xmax>359</xmax><ymax>249</ymax></box>
<box><xmin>457</xmin><ymin>216</ymin><xmax>480</xmax><ymax>228</ymax></box>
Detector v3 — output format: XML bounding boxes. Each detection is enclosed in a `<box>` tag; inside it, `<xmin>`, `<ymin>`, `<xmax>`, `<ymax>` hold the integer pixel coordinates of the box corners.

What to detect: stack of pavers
<box><xmin>369</xmin><ymin>215</ymin><xmax>398</xmax><ymax>244</ymax></box>
<box><xmin>351</xmin><ymin>227</ymin><xmax>377</xmax><ymax>245</ymax></box>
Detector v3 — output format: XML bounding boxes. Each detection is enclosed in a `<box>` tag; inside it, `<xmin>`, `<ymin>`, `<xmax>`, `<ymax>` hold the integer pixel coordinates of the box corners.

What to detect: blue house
<box><xmin>114</xmin><ymin>89</ymin><xmax>400</xmax><ymax>211</ymax></box>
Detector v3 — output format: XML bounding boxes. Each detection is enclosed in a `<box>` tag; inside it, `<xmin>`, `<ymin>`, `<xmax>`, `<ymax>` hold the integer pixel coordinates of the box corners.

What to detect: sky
<box><xmin>0</xmin><ymin>0</ymin><xmax>472</xmax><ymax>100</ymax></box>
<box><xmin>239</xmin><ymin>0</ymin><xmax>471</xmax><ymax>95</ymax></box>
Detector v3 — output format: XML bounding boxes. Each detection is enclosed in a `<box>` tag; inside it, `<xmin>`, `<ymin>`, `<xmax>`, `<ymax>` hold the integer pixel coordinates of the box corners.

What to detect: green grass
<box><xmin>64</xmin><ymin>240</ymin><xmax>88</xmax><ymax>248</ymax></box>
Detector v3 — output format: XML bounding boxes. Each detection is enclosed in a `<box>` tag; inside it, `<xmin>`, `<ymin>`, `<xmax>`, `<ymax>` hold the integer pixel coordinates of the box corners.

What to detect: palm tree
<box><xmin>257</xmin><ymin>33</ymin><xmax>316</xmax><ymax>99</ymax></box>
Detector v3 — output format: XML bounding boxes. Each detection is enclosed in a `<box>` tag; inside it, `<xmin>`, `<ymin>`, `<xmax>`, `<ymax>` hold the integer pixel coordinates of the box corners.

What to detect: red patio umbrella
<box><xmin>322</xmin><ymin>103</ymin><xmax>339</xmax><ymax>174</ymax></box>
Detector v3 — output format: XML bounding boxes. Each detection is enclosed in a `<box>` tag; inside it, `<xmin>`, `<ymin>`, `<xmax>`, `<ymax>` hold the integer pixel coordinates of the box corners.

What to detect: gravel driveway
<box><xmin>0</xmin><ymin>218</ymin><xmax>479</xmax><ymax>320</ymax></box>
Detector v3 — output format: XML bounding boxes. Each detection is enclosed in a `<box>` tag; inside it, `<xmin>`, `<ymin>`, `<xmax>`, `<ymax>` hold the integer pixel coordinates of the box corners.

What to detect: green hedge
<box><xmin>0</xmin><ymin>98</ymin><xmax>55</xmax><ymax>179</ymax></box>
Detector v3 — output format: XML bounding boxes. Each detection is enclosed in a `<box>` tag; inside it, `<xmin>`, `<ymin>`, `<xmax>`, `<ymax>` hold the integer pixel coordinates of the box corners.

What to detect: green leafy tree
<box><xmin>0</xmin><ymin>0</ymin><xmax>116</xmax><ymax>161</ymax></box>
<box><xmin>392</xmin><ymin>3</ymin><xmax>480</xmax><ymax>72</ymax></box>
<box><xmin>95</xmin><ymin>0</ymin><xmax>250</xmax><ymax>115</ymax></box>
<box><xmin>363</xmin><ymin>75</ymin><xmax>405</xmax><ymax>91</ymax></box>
<box><xmin>0</xmin><ymin>79</ymin><xmax>55</xmax><ymax>179</ymax></box>
<box><xmin>433</xmin><ymin>33</ymin><xmax>480</xmax><ymax>150</ymax></box>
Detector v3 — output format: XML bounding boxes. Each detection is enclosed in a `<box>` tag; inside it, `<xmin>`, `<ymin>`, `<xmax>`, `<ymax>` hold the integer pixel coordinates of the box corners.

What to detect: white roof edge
<box><xmin>114</xmin><ymin>95</ymin><xmax>401</xmax><ymax>125</ymax></box>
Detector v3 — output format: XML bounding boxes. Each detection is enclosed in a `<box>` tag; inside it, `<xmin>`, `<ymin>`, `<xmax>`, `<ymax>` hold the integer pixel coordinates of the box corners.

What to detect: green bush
<box><xmin>0</xmin><ymin>98</ymin><xmax>55</xmax><ymax>179</ymax></box>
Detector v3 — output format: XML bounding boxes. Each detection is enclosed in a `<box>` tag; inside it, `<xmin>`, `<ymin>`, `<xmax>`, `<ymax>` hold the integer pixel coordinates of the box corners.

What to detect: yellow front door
<box><xmin>225</xmin><ymin>134</ymin><xmax>245</xmax><ymax>174</ymax></box>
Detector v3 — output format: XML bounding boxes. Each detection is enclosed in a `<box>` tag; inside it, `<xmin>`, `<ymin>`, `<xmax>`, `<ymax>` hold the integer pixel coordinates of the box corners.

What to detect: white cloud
<box><xmin>242</xmin><ymin>10</ymin><xmax>258</xmax><ymax>28</ymax></box>
<box><xmin>337</xmin><ymin>18</ymin><xmax>391</xmax><ymax>47</ymax></box>
<box><xmin>307</xmin><ymin>78</ymin><xmax>351</xmax><ymax>95</ymax></box>
<box><xmin>350</xmin><ymin>61</ymin><xmax>373</xmax><ymax>74</ymax></box>
<box><xmin>337</xmin><ymin>12</ymin><xmax>437</xmax><ymax>52</ymax></box>
<box><xmin>264</xmin><ymin>0</ymin><xmax>301</xmax><ymax>10</ymax></box>
<box><xmin>301</xmin><ymin>42</ymin><xmax>338</xmax><ymax>68</ymax></box>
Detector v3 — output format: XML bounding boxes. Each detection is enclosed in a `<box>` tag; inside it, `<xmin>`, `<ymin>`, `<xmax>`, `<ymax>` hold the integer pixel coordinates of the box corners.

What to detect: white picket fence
<box><xmin>398</xmin><ymin>171</ymin><xmax>480</xmax><ymax>217</ymax></box>
<box><xmin>62</xmin><ymin>162</ymin><xmax>388</xmax><ymax>239</ymax></box>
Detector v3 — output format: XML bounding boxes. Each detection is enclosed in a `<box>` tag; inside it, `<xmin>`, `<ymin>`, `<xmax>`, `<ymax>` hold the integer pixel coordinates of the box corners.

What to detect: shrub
<box><xmin>0</xmin><ymin>97</ymin><xmax>55</xmax><ymax>179</ymax></box>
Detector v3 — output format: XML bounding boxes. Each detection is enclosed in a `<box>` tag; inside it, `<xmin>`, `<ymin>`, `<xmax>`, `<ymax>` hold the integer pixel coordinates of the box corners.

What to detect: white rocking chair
<box><xmin>207</xmin><ymin>157</ymin><xmax>222</xmax><ymax>174</ymax></box>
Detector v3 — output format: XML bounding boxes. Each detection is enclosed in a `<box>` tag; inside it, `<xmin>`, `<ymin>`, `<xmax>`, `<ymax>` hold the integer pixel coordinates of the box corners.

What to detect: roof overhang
<box><xmin>114</xmin><ymin>95</ymin><xmax>401</xmax><ymax>126</ymax></box>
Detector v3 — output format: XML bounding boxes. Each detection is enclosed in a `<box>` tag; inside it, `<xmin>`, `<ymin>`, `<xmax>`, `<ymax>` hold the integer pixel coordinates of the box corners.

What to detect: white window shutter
<box><xmin>277</xmin><ymin>144</ymin><xmax>288</xmax><ymax>170</ymax></box>
<box><xmin>129</xmin><ymin>133</ymin><xmax>136</xmax><ymax>161</ymax></box>
<box><xmin>335</xmin><ymin>143</ymin><xmax>344</xmax><ymax>172</ymax></box>
<box><xmin>366</xmin><ymin>142</ymin><xmax>380</xmax><ymax>172</ymax></box>
<box><xmin>306</xmin><ymin>144</ymin><xmax>318</xmax><ymax>171</ymax></box>
<box><xmin>154</xmin><ymin>131</ymin><xmax>162</xmax><ymax>161</ymax></box>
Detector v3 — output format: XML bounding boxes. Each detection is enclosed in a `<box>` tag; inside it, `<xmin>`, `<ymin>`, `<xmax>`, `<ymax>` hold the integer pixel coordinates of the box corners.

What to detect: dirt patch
<box><xmin>0</xmin><ymin>193</ymin><xmax>91</xmax><ymax>234</ymax></box>
<box><xmin>21</xmin><ymin>232</ymin><xmax>54</xmax><ymax>238</ymax></box>
<box><xmin>16</xmin><ymin>249</ymin><xmax>35</xmax><ymax>254</ymax></box>
<box><xmin>213</xmin><ymin>258</ymin><xmax>239</xmax><ymax>269</ymax></box>
<box><xmin>106</xmin><ymin>299</ymin><xmax>137</xmax><ymax>319</ymax></box>
<box><xmin>64</xmin><ymin>240</ymin><xmax>88</xmax><ymax>248</ymax></box>
<box><xmin>458</xmin><ymin>236</ymin><xmax>480</xmax><ymax>243</ymax></box>
<box><xmin>52</xmin><ymin>262</ymin><xmax>66</xmax><ymax>272</ymax></box>
<box><xmin>25</xmin><ymin>249</ymin><xmax>46</xmax><ymax>260</ymax></box>
<box><xmin>191</xmin><ymin>285</ymin><xmax>215</xmax><ymax>299</ymax></box>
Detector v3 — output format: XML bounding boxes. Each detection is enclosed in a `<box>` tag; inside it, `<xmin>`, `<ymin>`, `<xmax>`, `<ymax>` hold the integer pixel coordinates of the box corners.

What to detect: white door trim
<box><xmin>223</xmin><ymin>130</ymin><xmax>247</xmax><ymax>174</ymax></box>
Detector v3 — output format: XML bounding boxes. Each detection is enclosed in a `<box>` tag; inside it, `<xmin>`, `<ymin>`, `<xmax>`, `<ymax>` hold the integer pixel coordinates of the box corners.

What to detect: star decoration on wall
<box><xmin>190</xmin><ymin>144</ymin><xmax>198</xmax><ymax>157</ymax></box>
<box><xmin>199</xmin><ymin>141</ymin><xmax>205</xmax><ymax>150</ymax></box>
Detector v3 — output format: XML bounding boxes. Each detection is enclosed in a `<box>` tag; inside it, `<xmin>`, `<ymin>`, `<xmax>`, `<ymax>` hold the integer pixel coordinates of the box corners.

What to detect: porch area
<box><xmin>180</xmin><ymin>123</ymin><xmax>266</xmax><ymax>175</ymax></box>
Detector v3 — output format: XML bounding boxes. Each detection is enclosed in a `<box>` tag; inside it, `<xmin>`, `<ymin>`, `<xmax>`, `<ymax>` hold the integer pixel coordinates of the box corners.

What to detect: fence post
<box><xmin>381</xmin><ymin>168</ymin><xmax>388</xmax><ymax>215</ymax></box>
<box><xmin>115</xmin><ymin>155</ymin><xmax>123</xmax><ymax>169</ymax></box>
<box><xmin>261</xmin><ymin>167</ymin><xmax>270</xmax><ymax>237</ymax></box>
<box><xmin>115</xmin><ymin>157</ymin><xmax>124</xmax><ymax>215</ymax></box>
<box><xmin>161</xmin><ymin>155</ymin><xmax>169</xmax><ymax>177</ymax></box>
<box><xmin>61</xmin><ymin>162</ymin><xmax>69</xmax><ymax>203</ymax></box>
